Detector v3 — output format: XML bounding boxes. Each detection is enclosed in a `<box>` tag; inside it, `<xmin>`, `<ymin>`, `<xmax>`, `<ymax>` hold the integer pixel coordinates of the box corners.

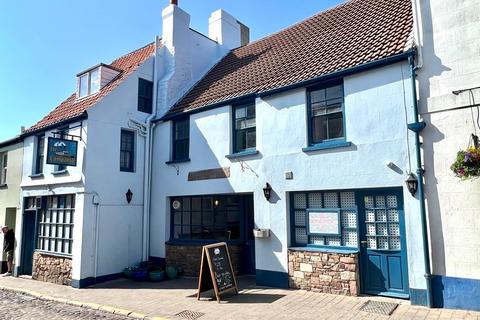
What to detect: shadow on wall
<box><xmin>417</xmin><ymin>0</ymin><xmax>451</xmax><ymax>280</ymax></box>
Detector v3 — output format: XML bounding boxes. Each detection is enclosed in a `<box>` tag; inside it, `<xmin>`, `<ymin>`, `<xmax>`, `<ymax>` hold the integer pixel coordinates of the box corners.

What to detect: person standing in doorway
<box><xmin>2</xmin><ymin>226</ymin><xmax>14</xmax><ymax>276</ymax></box>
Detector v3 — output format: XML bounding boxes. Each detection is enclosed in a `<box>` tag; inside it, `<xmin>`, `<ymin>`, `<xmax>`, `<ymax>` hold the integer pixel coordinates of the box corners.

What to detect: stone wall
<box><xmin>288</xmin><ymin>250</ymin><xmax>359</xmax><ymax>296</ymax></box>
<box><xmin>166</xmin><ymin>243</ymin><xmax>243</xmax><ymax>277</ymax></box>
<box><xmin>32</xmin><ymin>252</ymin><xmax>72</xmax><ymax>286</ymax></box>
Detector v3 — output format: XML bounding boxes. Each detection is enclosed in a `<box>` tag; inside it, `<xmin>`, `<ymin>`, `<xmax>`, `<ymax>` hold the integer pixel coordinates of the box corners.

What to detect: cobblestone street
<box><xmin>0</xmin><ymin>290</ymin><xmax>130</xmax><ymax>320</ymax></box>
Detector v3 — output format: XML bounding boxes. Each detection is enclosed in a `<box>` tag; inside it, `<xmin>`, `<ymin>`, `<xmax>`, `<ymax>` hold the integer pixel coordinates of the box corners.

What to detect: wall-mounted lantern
<box><xmin>126</xmin><ymin>189</ymin><xmax>133</xmax><ymax>204</ymax></box>
<box><xmin>405</xmin><ymin>173</ymin><xmax>418</xmax><ymax>196</ymax></box>
<box><xmin>263</xmin><ymin>183</ymin><xmax>272</xmax><ymax>201</ymax></box>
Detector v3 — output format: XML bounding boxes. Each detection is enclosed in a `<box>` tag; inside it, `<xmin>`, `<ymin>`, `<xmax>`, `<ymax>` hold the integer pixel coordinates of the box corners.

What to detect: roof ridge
<box><xmin>232</xmin><ymin>0</ymin><xmax>356</xmax><ymax>51</ymax></box>
<box><xmin>110</xmin><ymin>41</ymin><xmax>156</xmax><ymax>64</ymax></box>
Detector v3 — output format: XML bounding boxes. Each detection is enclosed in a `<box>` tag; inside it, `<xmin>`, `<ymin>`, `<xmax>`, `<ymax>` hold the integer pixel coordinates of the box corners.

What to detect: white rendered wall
<box><xmin>80</xmin><ymin>57</ymin><xmax>154</xmax><ymax>280</ymax></box>
<box><xmin>416</xmin><ymin>0</ymin><xmax>480</xmax><ymax>279</ymax></box>
<box><xmin>151</xmin><ymin>62</ymin><xmax>428</xmax><ymax>290</ymax></box>
<box><xmin>18</xmin><ymin>122</ymin><xmax>87</xmax><ymax>279</ymax></box>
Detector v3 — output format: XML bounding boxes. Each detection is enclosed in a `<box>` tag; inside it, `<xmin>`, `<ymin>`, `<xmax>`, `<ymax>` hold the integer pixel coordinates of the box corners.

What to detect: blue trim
<box><xmin>289</xmin><ymin>246</ymin><xmax>359</xmax><ymax>254</ymax></box>
<box><xmin>410</xmin><ymin>288</ymin><xmax>429</xmax><ymax>306</ymax></box>
<box><xmin>71</xmin><ymin>272</ymin><xmax>123</xmax><ymax>288</ymax></box>
<box><xmin>225</xmin><ymin>149</ymin><xmax>259</xmax><ymax>159</ymax></box>
<box><xmin>432</xmin><ymin>275</ymin><xmax>480</xmax><ymax>311</ymax></box>
<box><xmin>306</xmin><ymin>208</ymin><xmax>341</xmax><ymax>236</ymax></box>
<box><xmin>159</xmin><ymin>51</ymin><xmax>415</xmax><ymax>121</ymax></box>
<box><xmin>407</xmin><ymin>121</ymin><xmax>426</xmax><ymax>133</ymax></box>
<box><xmin>302</xmin><ymin>141</ymin><xmax>352</xmax><ymax>152</ymax></box>
<box><xmin>256</xmin><ymin>269</ymin><xmax>288</xmax><ymax>288</ymax></box>
<box><xmin>165</xmin><ymin>158</ymin><xmax>191</xmax><ymax>164</ymax></box>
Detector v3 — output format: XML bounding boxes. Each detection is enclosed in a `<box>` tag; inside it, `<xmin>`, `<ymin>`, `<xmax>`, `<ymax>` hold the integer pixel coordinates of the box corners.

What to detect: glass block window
<box><xmin>363</xmin><ymin>194</ymin><xmax>401</xmax><ymax>250</ymax></box>
<box><xmin>37</xmin><ymin>194</ymin><xmax>75</xmax><ymax>255</ymax></box>
<box><xmin>291</xmin><ymin>191</ymin><xmax>358</xmax><ymax>248</ymax></box>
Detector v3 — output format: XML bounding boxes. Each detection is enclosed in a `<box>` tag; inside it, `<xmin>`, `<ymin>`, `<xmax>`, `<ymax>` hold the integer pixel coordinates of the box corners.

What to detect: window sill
<box><xmin>165</xmin><ymin>158</ymin><xmax>191</xmax><ymax>165</ymax></box>
<box><xmin>29</xmin><ymin>173</ymin><xmax>44</xmax><ymax>179</ymax></box>
<box><xmin>289</xmin><ymin>246</ymin><xmax>359</xmax><ymax>254</ymax></box>
<box><xmin>52</xmin><ymin>169</ymin><xmax>69</xmax><ymax>176</ymax></box>
<box><xmin>225</xmin><ymin>149</ymin><xmax>259</xmax><ymax>159</ymax></box>
<box><xmin>34</xmin><ymin>250</ymin><xmax>72</xmax><ymax>259</ymax></box>
<box><xmin>302</xmin><ymin>141</ymin><xmax>352</xmax><ymax>152</ymax></box>
<box><xmin>0</xmin><ymin>184</ymin><xmax>7</xmax><ymax>189</ymax></box>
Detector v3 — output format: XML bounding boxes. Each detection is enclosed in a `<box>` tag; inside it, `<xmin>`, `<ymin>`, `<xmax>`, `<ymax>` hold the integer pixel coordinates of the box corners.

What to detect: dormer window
<box><xmin>78</xmin><ymin>67</ymin><xmax>100</xmax><ymax>98</ymax></box>
<box><xmin>77</xmin><ymin>64</ymin><xmax>120</xmax><ymax>99</ymax></box>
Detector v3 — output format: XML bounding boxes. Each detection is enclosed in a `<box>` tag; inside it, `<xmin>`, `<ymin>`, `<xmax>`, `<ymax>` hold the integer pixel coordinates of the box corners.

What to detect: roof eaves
<box><xmin>22</xmin><ymin>112</ymin><xmax>88</xmax><ymax>138</ymax></box>
<box><xmin>0</xmin><ymin>135</ymin><xmax>22</xmax><ymax>149</ymax></box>
<box><xmin>161</xmin><ymin>49</ymin><xmax>416</xmax><ymax>121</ymax></box>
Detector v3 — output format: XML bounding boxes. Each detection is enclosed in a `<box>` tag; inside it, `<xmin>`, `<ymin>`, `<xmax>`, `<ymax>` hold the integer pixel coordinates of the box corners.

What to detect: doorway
<box><xmin>358</xmin><ymin>188</ymin><xmax>409</xmax><ymax>298</ymax></box>
<box><xmin>20</xmin><ymin>208</ymin><xmax>37</xmax><ymax>276</ymax></box>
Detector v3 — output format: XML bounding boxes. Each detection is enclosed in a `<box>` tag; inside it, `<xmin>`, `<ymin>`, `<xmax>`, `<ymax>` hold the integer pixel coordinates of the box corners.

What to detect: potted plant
<box><xmin>451</xmin><ymin>146</ymin><xmax>480</xmax><ymax>179</ymax></box>
<box><xmin>132</xmin><ymin>268</ymin><xmax>148</xmax><ymax>281</ymax></box>
<box><xmin>166</xmin><ymin>266</ymin><xmax>178</xmax><ymax>280</ymax></box>
<box><xmin>149</xmin><ymin>269</ymin><xmax>165</xmax><ymax>282</ymax></box>
<box><xmin>123</xmin><ymin>266</ymin><xmax>138</xmax><ymax>278</ymax></box>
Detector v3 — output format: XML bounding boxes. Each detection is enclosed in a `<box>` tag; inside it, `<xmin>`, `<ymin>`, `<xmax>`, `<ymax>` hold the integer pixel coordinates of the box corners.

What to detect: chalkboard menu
<box><xmin>197</xmin><ymin>242</ymin><xmax>238</xmax><ymax>302</ymax></box>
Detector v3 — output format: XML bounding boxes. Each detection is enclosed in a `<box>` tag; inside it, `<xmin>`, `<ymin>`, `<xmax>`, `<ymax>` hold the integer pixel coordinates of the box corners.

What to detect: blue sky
<box><xmin>0</xmin><ymin>0</ymin><xmax>343</xmax><ymax>142</ymax></box>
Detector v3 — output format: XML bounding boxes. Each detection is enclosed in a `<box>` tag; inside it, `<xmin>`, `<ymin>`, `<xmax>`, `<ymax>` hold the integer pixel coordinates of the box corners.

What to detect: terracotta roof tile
<box><xmin>25</xmin><ymin>42</ymin><xmax>155</xmax><ymax>133</ymax></box>
<box><xmin>169</xmin><ymin>0</ymin><xmax>413</xmax><ymax>116</ymax></box>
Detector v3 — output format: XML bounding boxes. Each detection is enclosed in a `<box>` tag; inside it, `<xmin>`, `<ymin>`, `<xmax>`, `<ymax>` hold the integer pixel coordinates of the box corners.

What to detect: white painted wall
<box><xmin>151</xmin><ymin>61</ymin><xmax>428</xmax><ymax>290</ymax></box>
<box><xmin>415</xmin><ymin>0</ymin><xmax>480</xmax><ymax>279</ymax></box>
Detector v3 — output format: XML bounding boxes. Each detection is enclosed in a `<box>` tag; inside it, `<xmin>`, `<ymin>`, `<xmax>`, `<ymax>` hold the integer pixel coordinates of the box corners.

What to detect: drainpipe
<box><xmin>141</xmin><ymin>36</ymin><xmax>160</xmax><ymax>261</ymax></box>
<box><xmin>407</xmin><ymin>54</ymin><xmax>433</xmax><ymax>308</ymax></box>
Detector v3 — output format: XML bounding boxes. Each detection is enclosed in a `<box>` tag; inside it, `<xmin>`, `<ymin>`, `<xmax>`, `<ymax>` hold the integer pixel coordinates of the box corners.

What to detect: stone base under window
<box><xmin>32</xmin><ymin>252</ymin><xmax>72</xmax><ymax>286</ymax></box>
<box><xmin>166</xmin><ymin>243</ymin><xmax>243</xmax><ymax>277</ymax></box>
<box><xmin>288</xmin><ymin>249</ymin><xmax>359</xmax><ymax>296</ymax></box>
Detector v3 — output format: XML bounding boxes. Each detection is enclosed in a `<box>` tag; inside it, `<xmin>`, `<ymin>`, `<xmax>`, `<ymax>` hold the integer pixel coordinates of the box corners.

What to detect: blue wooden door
<box><xmin>358</xmin><ymin>189</ymin><xmax>409</xmax><ymax>298</ymax></box>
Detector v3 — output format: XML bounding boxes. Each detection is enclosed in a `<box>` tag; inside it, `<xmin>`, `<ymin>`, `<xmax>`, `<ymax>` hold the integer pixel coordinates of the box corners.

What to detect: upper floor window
<box><xmin>233</xmin><ymin>102</ymin><xmax>256</xmax><ymax>153</ymax></box>
<box><xmin>0</xmin><ymin>153</ymin><xmax>7</xmax><ymax>185</ymax></box>
<box><xmin>138</xmin><ymin>78</ymin><xmax>153</xmax><ymax>114</ymax></box>
<box><xmin>120</xmin><ymin>129</ymin><xmax>135</xmax><ymax>172</ymax></box>
<box><xmin>35</xmin><ymin>135</ymin><xmax>45</xmax><ymax>174</ymax></box>
<box><xmin>172</xmin><ymin>118</ymin><xmax>189</xmax><ymax>161</ymax></box>
<box><xmin>78</xmin><ymin>67</ymin><xmax>100</xmax><ymax>98</ymax></box>
<box><xmin>308</xmin><ymin>81</ymin><xmax>344</xmax><ymax>145</ymax></box>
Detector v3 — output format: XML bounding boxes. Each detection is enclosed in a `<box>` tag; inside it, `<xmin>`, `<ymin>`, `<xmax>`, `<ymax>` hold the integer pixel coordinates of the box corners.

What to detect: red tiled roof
<box><xmin>169</xmin><ymin>0</ymin><xmax>413</xmax><ymax>116</ymax></box>
<box><xmin>25</xmin><ymin>42</ymin><xmax>155</xmax><ymax>133</ymax></box>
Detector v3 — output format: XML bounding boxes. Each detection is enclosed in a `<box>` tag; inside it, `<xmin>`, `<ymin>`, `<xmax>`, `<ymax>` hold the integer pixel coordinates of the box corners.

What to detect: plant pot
<box><xmin>123</xmin><ymin>267</ymin><xmax>137</xmax><ymax>278</ymax></box>
<box><xmin>166</xmin><ymin>266</ymin><xmax>178</xmax><ymax>280</ymax></box>
<box><xmin>149</xmin><ymin>270</ymin><xmax>165</xmax><ymax>282</ymax></box>
<box><xmin>132</xmin><ymin>269</ymin><xmax>148</xmax><ymax>281</ymax></box>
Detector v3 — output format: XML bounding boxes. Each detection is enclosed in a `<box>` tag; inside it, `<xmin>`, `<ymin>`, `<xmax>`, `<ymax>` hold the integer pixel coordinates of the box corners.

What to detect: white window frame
<box><xmin>0</xmin><ymin>152</ymin><xmax>7</xmax><ymax>185</ymax></box>
<box><xmin>78</xmin><ymin>67</ymin><xmax>100</xmax><ymax>98</ymax></box>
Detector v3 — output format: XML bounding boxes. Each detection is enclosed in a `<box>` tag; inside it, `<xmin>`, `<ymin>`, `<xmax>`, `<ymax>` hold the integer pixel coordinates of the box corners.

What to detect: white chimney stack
<box><xmin>162</xmin><ymin>1</ymin><xmax>190</xmax><ymax>50</ymax></box>
<box><xmin>208</xmin><ymin>9</ymin><xmax>249</xmax><ymax>50</ymax></box>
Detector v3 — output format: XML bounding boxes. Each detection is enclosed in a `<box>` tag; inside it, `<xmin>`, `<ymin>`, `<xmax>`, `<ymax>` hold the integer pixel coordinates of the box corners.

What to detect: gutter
<box><xmin>159</xmin><ymin>50</ymin><xmax>415</xmax><ymax>121</ymax></box>
<box><xmin>408</xmin><ymin>54</ymin><xmax>433</xmax><ymax>308</ymax></box>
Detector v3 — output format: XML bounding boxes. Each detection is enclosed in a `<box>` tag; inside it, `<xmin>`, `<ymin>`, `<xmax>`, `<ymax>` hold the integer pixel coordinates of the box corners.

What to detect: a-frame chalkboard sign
<box><xmin>197</xmin><ymin>242</ymin><xmax>238</xmax><ymax>302</ymax></box>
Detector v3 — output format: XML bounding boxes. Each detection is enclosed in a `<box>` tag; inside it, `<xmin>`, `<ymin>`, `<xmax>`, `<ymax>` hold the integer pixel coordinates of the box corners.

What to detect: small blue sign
<box><xmin>46</xmin><ymin>137</ymin><xmax>78</xmax><ymax>167</ymax></box>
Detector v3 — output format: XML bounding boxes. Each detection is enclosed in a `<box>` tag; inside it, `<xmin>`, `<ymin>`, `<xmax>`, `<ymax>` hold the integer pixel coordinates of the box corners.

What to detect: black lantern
<box><xmin>405</xmin><ymin>173</ymin><xmax>418</xmax><ymax>196</ymax></box>
<box><xmin>263</xmin><ymin>183</ymin><xmax>272</xmax><ymax>201</ymax></box>
<box><xmin>126</xmin><ymin>189</ymin><xmax>133</xmax><ymax>204</ymax></box>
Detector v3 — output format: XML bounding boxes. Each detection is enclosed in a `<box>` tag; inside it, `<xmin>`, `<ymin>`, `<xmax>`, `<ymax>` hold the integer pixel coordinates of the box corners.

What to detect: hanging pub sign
<box><xmin>46</xmin><ymin>137</ymin><xmax>78</xmax><ymax>167</ymax></box>
<box><xmin>197</xmin><ymin>242</ymin><xmax>238</xmax><ymax>302</ymax></box>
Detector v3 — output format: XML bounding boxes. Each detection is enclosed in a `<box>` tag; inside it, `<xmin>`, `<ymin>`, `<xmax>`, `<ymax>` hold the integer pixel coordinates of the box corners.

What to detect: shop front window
<box><xmin>171</xmin><ymin>195</ymin><xmax>245</xmax><ymax>241</ymax></box>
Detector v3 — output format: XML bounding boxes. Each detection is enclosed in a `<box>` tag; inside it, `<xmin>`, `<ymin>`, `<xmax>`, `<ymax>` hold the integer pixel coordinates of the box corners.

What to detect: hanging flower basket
<box><xmin>451</xmin><ymin>146</ymin><xmax>480</xmax><ymax>179</ymax></box>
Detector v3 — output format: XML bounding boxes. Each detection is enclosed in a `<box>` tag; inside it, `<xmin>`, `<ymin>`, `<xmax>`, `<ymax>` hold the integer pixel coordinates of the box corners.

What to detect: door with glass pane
<box><xmin>358</xmin><ymin>189</ymin><xmax>409</xmax><ymax>298</ymax></box>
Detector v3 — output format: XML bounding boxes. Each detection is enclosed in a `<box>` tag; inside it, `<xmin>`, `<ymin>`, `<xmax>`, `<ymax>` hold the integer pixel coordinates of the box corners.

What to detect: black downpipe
<box><xmin>408</xmin><ymin>55</ymin><xmax>433</xmax><ymax>308</ymax></box>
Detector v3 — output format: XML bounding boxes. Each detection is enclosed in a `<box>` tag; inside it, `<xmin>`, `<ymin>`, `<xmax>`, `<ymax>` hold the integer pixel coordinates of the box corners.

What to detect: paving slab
<box><xmin>0</xmin><ymin>276</ymin><xmax>479</xmax><ymax>320</ymax></box>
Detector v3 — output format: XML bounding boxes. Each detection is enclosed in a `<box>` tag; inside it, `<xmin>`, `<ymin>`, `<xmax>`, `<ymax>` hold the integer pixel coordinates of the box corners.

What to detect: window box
<box><xmin>29</xmin><ymin>173</ymin><xmax>44</xmax><ymax>179</ymax></box>
<box><xmin>225</xmin><ymin>149</ymin><xmax>259</xmax><ymax>159</ymax></box>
